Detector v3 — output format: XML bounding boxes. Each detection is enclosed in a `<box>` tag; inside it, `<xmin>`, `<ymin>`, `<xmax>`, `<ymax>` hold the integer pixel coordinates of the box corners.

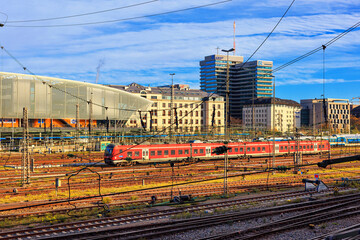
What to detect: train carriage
<box><xmin>104</xmin><ymin>140</ymin><xmax>330</xmax><ymax>166</ymax></box>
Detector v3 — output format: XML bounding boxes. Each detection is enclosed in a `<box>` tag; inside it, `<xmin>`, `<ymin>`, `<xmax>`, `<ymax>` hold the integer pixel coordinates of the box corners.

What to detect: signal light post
<box><xmin>222</xmin><ymin>48</ymin><xmax>234</xmax><ymax>196</ymax></box>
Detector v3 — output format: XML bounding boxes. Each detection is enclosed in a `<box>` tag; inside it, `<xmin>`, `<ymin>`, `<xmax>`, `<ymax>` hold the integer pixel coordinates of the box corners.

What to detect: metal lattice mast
<box><xmin>76</xmin><ymin>103</ymin><xmax>80</xmax><ymax>131</ymax></box>
<box><xmin>21</xmin><ymin>107</ymin><xmax>30</xmax><ymax>186</ymax></box>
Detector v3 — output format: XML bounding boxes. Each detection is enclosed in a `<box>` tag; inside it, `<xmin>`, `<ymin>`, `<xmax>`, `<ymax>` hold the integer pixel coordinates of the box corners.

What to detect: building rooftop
<box><xmin>351</xmin><ymin>105</ymin><xmax>360</xmax><ymax>118</ymax></box>
<box><xmin>301</xmin><ymin>98</ymin><xmax>349</xmax><ymax>103</ymax></box>
<box><xmin>107</xmin><ymin>83</ymin><xmax>223</xmax><ymax>99</ymax></box>
<box><xmin>243</xmin><ymin>97</ymin><xmax>300</xmax><ymax>107</ymax></box>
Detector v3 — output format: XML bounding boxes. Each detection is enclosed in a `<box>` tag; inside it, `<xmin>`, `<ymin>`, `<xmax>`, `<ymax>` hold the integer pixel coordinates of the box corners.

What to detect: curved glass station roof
<box><xmin>0</xmin><ymin>72</ymin><xmax>152</xmax><ymax>120</ymax></box>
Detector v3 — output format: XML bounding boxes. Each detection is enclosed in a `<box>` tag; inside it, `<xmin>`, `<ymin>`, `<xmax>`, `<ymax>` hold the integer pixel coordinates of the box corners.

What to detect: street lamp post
<box><xmin>169</xmin><ymin>73</ymin><xmax>175</xmax><ymax>141</ymax></box>
<box><xmin>221</xmin><ymin>48</ymin><xmax>234</xmax><ymax>196</ymax></box>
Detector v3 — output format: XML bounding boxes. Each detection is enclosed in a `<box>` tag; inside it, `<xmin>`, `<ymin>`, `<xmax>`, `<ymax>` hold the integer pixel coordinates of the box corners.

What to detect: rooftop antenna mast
<box><xmin>233</xmin><ymin>21</ymin><xmax>236</xmax><ymax>55</ymax></box>
<box><xmin>95</xmin><ymin>59</ymin><xmax>105</xmax><ymax>84</ymax></box>
<box><xmin>216</xmin><ymin>47</ymin><xmax>220</xmax><ymax>55</ymax></box>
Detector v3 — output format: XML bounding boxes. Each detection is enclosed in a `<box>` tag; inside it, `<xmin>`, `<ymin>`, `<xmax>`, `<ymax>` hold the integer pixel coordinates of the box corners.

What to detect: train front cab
<box><xmin>104</xmin><ymin>144</ymin><xmax>116</xmax><ymax>165</ymax></box>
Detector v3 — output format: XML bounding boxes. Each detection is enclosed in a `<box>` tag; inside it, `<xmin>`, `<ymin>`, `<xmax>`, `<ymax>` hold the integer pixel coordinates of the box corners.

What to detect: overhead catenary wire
<box><xmin>273</xmin><ymin>20</ymin><xmax>360</xmax><ymax>73</ymax></box>
<box><xmin>6</xmin><ymin>0</ymin><xmax>158</xmax><ymax>23</ymax></box>
<box><xmin>0</xmin><ymin>51</ymin><xmax>217</xmax><ymax>113</ymax></box>
<box><xmin>0</xmin><ymin>11</ymin><xmax>8</xmax><ymax>26</ymax></box>
<box><xmin>5</xmin><ymin>0</ymin><xmax>232</xmax><ymax>28</ymax></box>
<box><xmin>0</xmin><ymin>163</ymin><xmax>310</xmax><ymax>213</ymax></box>
<box><xmin>0</xmin><ymin>0</ymin><xmax>293</xmax><ymax>118</ymax></box>
<box><xmin>1</xmin><ymin>0</ymin><xmax>296</xmax><ymax>172</ymax></box>
<box><xmin>241</xmin><ymin>0</ymin><xmax>296</xmax><ymax>67</ymax></box>
<box><xmin>61</xmin><ymin>0</ymin><xmax>299</xmax><ymax>201</ymax></box>
<box><xmin>0</xmin><ymin>0</ymin><xmax>313</xmax><ymax>210</ymax></box>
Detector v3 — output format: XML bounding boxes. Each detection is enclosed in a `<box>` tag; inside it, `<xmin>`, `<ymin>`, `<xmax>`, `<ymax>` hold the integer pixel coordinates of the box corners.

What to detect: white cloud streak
<box><xmin>0</xmin><ymin>0</ymin><xmax>359</xmax><ymax>90</ymax></box>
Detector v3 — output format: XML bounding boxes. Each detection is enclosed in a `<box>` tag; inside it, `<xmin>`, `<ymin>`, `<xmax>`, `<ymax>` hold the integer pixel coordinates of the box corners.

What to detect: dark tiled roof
<box><xmin>106</xmin><ymin>83</ymin><xmax>221</xmax><ymax>99</ymax></box>
<box><xmin>243</xmin><ymin>97</ymin><xmax>300</xmax><ymax>107</ymax></box>
<box><xmin>352</xmin><ymin>105</ymin><xmax>360</xmax><ymax>118</ymax></box>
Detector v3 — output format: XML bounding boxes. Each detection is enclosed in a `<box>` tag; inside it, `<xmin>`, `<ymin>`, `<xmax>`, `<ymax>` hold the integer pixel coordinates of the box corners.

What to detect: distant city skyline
<box><xmin>0</xmin><ymin>0</ymin><xmax>359</xmax><ymax>103</ymax></box>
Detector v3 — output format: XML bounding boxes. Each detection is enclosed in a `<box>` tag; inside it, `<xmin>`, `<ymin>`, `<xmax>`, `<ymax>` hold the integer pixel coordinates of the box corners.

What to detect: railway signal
<box><xmin>212</xmin><ymin>145</ymin><xmax>231</xmax><ymax>155</ymax></box>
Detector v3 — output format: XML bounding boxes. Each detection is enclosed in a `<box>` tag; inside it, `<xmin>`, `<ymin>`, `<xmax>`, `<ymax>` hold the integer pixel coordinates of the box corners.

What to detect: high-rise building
<box><xmin>230</xmin><ymin>60</ymin><xmax>273</xmax><ymax>119</ymax></box>
<box><xmin>200</xmin><ymin>54</ymin><xmax>273</xmax><ymax>119</ymax></box>
<box><xmin>200</xmin><ymin>54</ymin><xmax>243</xmax><ymax>95</ymax></box>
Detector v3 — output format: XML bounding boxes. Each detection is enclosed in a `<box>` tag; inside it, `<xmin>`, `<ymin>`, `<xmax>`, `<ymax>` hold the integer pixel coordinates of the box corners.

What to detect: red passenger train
<box><xmin>104</xmin><ymin>140</ymin><xmax>330</xmax><ymax>166</ymax></box>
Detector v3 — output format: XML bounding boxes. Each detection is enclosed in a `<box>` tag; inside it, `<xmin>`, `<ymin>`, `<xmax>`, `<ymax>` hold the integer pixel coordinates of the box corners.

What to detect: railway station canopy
<box><xmin>0</xmin><ymin>72</ymin><xmax>152</xmax><ymax>121</ymax></box>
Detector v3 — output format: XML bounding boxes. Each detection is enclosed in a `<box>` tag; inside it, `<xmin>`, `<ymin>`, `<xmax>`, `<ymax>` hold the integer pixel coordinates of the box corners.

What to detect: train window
<box><xmin>200</xmin><ymin>149</ymin><xmax>204</xmax><ymax>154</ymax></box>
<box><xmin>235</xmin><ymin>148</ymin><xmax>238</xmax><ymax>152</ymax></box>
<box><xmin>194</xmin><ymin>149</ymin><xmax>198</xmax><ymax>154</ymax></box>
<box><xmin>164</xmin><ymin>150</ymin><xmax>169</xmax><ymax>155</ymax></box>
<box><xmin>262</xmin><ymin>147</ymin><xmax>265</xmax><ymax>151</ymax></box>
<box><xmin>157</xmin><ymin>150</ymin><xmax>162</xmax><ymax>155</ymax></box>
<box><xmin>280</xmin><ymin>146</ymin><xmax>283</xmax><ymax>150</ymax></box>
<box><xmin>311</xmin><ymin>145</ymin><xmax>313</xmax><ymax>149</ymax></box>
<box><xmin>120</xmin><ymin>150</ymin><xmax>123</xmax><ymax>153</ymax></box>
<box><xmin>229</xmin><ymin>148</ymin><xmax>232</xmax><ymax>152</ymax></box>
<box><xmin>307</xmin><ymin>146</ymin><xmax>309</xmax><ymax>149</ymax></box>
<box><xmin>295</xmin><ymin>146</ymin><xmax>298</xmax><ymax>150</ymax></box>
<box><xmin>179</xmin><ymin>150</ymin><xmax>183</xmax><ymax>155</ymax></box>
<box><xmin>150</xmin><ymin>151</ymin><xmax>155</xmax><ymax>156</ymax></box>
<box><xmin>291</xmin><ymin>146</ymin><xmax>293</xmax><ymax>150</ymax></box>
<box><xmin>185</xmin><ymin>149</ymin><xmax>189</xmax><ymax>154</ymax></box>
<box><xmin>135</xmin><ymin>151</ymin><xmax>139</xmax><ymax>156</ymax></box>
<box><xmin>247</xmin><ymin>147</ymin><xmax>250</xmax><ymax>152</ymax></box>
<box><xmin>285</xmin><ymin>146</ymin><xmax>287</xmax><ymax>150</ymax></box>
<box><xmin>257</xmin><ymin>147</ymin><xmax>260</xmax><ymax>151</ymax></box>
<box><xmin>127</xmin><ymin>152</ymin><xmax>132</xmax><ymax>157</ymax></box>
<box><xmin>300</xmin><ymin>146</ymin><xmax>302</xmax><ymax>150</ymax></box>
<box><xmin>240</xmin><ymin>148</ymin><xmax>243</xmax><ymax>152</ymax></box>
<box><xmin>322</xmin><ymin>145</ymin><xmax>325</xmax><ymax>148</ymax></box>
<box><xmin>252</xmin><ymin>147</ymin><xmax>255</xmax><ymax>151</ymax></box>
<box><xmin>171</xmin><ymin>150</ymin><xmax>175</xmax><ymax>155</ymax></box>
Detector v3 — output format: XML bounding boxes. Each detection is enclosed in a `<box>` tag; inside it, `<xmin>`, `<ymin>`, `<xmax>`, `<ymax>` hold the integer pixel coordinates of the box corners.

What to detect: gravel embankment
<box><xmin>159</xmin><ymin>211</ymin><xmax>360</xmax><ymax>240</ymax></box>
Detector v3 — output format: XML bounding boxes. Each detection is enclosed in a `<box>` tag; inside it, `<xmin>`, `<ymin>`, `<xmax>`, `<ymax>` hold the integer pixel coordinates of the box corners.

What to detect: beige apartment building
<box><xmin>242</xmin><ymin>98</ymin><xmax>301</xmax><ymax>133</ymax></box>
<box><xmin>108</xmin><ymin>83</ymin><xmax>225</xmax><ymax>133</ymax></box>
<box><xmin>300</xmin><ymin>98</ymin><xmax>350</xmax><ymax>134</ymax></box>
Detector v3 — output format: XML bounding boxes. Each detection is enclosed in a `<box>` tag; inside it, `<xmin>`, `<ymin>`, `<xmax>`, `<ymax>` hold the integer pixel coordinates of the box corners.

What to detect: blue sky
<box><xmin>0</xmin><ymin>0</ymin><xmax>359</xmax><ymax>103</ymax></box>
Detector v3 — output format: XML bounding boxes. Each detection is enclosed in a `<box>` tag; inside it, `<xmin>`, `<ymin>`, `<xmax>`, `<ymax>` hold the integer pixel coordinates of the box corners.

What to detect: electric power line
<box><xmin>273</xmin><ymin>20</ymin><xmax>360</xmax><ymax>73</ymax></box>
<box><xmin>7</xmin><ymin>0</ymin><xmax>158</xmax><ymax>23</ymax></box>
<box><xmin>0</xmin><ymin>0</ymin><xmax>302</xmax><ymax>209</ymax></box>
<box><xmin>0</xmin><ymin>0</ymin><xmax>294</xmax><ymax>162</ymax></box>
<box><xmin>5</xmin><ymin>0</ymin><xmax>232</xmax><ymax>28</ymax></box>
<box><xmin>241</xmin><ymin>0</ymin><xmax>296</xmax><ymax>66</ymax></box>
<box><xmin>59</xmin><ymin>0</ymin><xmax>298</xmax><ymax>186</ymax></box>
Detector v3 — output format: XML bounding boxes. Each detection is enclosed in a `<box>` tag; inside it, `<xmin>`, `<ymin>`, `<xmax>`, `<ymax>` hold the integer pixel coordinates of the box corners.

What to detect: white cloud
<box><xmin>276</xmin><ymin>78</ymin><xmax>360</xmax><ymax>86</ymax></box>
<box><xmin>0</xmin><ymin>0</ymin><xmax>359</xmax><ymax>93</ymax></box>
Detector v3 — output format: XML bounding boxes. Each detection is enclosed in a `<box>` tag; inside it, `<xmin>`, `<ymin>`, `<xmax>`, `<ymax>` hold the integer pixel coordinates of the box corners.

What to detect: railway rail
<box><xmin>0</xmin><ymin>189</ymin><xmax>348</xmax><ymax>239</ymax></box>
<box><xmin>0</xmin><ymin>191</ymin><xmax>357</xmax><ymax>240</ymax></box>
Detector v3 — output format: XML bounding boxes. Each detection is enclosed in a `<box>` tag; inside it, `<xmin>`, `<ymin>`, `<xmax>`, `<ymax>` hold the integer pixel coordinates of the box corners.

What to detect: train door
<box><xmin>287</xmin><ymin>141</ymin><xmax>291</xmax><ymax>155</ymax></box>
<box><xmin>205</xmin><ymin>146</ymin><xmax>211</xmax><ymax>157</ymax></box>
<box><xmin>314</xmin><ymin>143</ymin><xmax>318</xmax><ymax>152</ymax></box>
<box><xmin>275</xmin><ymin>144</ymin><xmax>279</xmax><ymax>154</ymax></box>
<box><xmin>142</xmin><ymin>149</ymin><xmax>149</xmax><ymax>161</ymax></box>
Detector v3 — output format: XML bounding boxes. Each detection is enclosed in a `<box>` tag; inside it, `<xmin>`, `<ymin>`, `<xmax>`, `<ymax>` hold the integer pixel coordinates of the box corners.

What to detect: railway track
<box><xmin>201</xmin><ymin>199</ymin><xmax>360</xmax><ymax>239</ymax></box>
<box><xmin>1</xmin><ymin>191</ymin><xmax>357</xmax><ymax>240</ymax></box>
<box><xmin>0</xmin><ymin>189</ymin><xmax>346</xmax><ymax>239</ymax></box>
<box><xmin>309</xmin><ymin>222</ymin><xmax>360</xmax><ymax>240</ymax></box>
<box><xmin>0</xmin><ymin>181</ymin><xmax>301</xmax><ymax>216</ymax></box>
